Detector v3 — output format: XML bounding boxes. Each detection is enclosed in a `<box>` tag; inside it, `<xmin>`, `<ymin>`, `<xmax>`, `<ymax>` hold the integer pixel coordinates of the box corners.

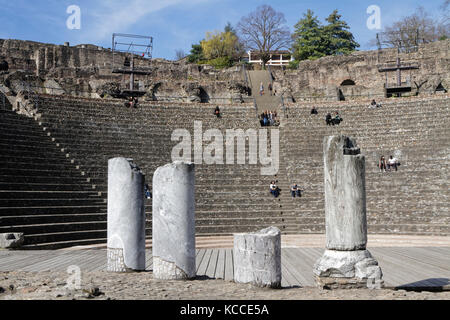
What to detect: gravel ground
<box><xmin>0</xmin><ymin>271</ymin><xmax>449</xmax><ymax>300</ymax></box>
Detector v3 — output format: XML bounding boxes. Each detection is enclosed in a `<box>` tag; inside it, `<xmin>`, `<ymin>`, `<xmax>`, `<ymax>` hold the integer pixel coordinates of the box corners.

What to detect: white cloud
<box><xmin>78</xmin><ymin>0</ymin><xmax>210</xmax><ymax>43</ymax></box>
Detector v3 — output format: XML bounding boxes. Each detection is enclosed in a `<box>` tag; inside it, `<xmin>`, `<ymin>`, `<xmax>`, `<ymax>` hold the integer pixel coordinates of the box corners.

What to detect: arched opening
<box><xmin>199</xmin><ymin>87</ymin><xmax>210</xmax><ymax>103</ymax></box>
<box><xmin>0</xmin><ymin>59</ymin><xmax>8</xmax><ymax>71</ymax></box>
<box><xmin>340</xmin><ymin>79</ymin><xmax>356</xmax><ymax>86</ymax></box>
<box><xmin>435</xmin><ymin>82</ymin><xmax>447</xmax><ymax>93</ymax></box>
<box><xmin>338</xmin><ymin>89</ymin><xmax>345</xmax><ymax>101</ymax></box>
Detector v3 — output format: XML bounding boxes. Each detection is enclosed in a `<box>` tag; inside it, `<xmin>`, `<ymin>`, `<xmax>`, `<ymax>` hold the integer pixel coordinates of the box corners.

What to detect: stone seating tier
<box><xmin>1</xmin><ymin>94</ymin><xmax>448</xmax><ymax>248</ymax></box>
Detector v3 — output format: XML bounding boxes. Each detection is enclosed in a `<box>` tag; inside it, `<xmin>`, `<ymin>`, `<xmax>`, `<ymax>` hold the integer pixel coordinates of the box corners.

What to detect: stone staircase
<box><xmin>0</xmin><ymin>109</ymin><xmax>107</xmax><ymax>249</ymax></box>
<box><xmin>248</xmin><ymin>70</ymin><xmax>282</xmax><ymax>113</ymax></box>
<box><xmin>1</xmin><ymin>94</ymin><xmax>449</xmax><ymax>249</ymax></box>
<box><xmin>31</xmin><ymin>95</ymin><xmax>289</xmax><ymax>241</ymax></box>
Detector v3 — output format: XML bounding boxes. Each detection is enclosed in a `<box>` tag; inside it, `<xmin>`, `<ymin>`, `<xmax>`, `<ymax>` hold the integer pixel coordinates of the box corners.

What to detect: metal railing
<box><xmin>245</xmin><ymin>64</ymin><xmax>253</xmax><ymax>94</ymax></box>
<box><xmin>1</xmin><ymin>93</ymin><xmax>5</xmax><ymax>110</ymax></box>
<box><xmin>280</xmin><ymin>94</ymin><xmax>287</xmax><ymax>118</ymax></box>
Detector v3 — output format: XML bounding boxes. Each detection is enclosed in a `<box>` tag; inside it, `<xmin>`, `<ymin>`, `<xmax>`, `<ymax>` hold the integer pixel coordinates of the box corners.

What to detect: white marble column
<box><xmin>233</xmin><ymin>227</ymin><xmax>281</xmax><ymax>288</ymax></box>
<box><xmin>323</xmin><ymin>135</ymin><xmax>367</xmax><ymax>251</ymax></box>
<box><xmin>107</xmin><ymin>157</ymin><xmax>146</xmax><ymax>272</ymax></box>
<box><xmin>152</xmin><ymin>161</ymin><xmax>196</xmax><ymax>280</ymax></box>
<box><xmin>314</xmin><ymin>136</ymin><xmax>383</xmax><ymax>289</ymax></box>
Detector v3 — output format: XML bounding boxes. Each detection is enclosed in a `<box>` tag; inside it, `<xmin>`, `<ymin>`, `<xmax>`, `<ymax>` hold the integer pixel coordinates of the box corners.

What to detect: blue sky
<box><xmin>0</xmin><ymin>0</ymin><xmax>447</xmax><ymax>59</ymax></box>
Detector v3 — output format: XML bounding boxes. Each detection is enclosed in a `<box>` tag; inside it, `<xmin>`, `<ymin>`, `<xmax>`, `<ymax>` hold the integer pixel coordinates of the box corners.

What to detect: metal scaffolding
<box><xmin>111</xmin><ymin>33</ymin><xmax>154</xmax><ymax>97</ymax></box>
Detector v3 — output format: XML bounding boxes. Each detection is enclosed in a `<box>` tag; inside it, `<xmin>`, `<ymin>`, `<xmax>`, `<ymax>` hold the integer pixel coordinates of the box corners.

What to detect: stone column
<box><xmin>107</xmin><ymin>157</ymin><xmax>146</xmax><ymax>272</ymax></box>
<box><xmin>233</xmin><ymin>227</ymin><xmax>281</xmax><ymax>288</ymax></box>
<box><xmin>323</xmin><ymin>135</ymin><xmax>367</xmax><ymax>250</ymax></box>
<box><xmin>313</xmin><ymin>136</ymin><xmax>383</xmax><ymax>289</ymax></box>
<box><xmin>152</xmin><ymin>161</ymin><xmax>196</xmax><ymax>280</ymax></box>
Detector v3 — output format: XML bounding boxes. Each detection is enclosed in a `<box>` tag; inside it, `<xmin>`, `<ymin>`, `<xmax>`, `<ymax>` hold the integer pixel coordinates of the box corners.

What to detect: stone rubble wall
<box><xmin>271</xmin><ymin>40</ymin><xmax>450</xmax><ymax>101</ymax></box>
<box><xmin>0</xmin><ymin>39</ymin><xmax>249</xmax><ymax>102</ymax></box>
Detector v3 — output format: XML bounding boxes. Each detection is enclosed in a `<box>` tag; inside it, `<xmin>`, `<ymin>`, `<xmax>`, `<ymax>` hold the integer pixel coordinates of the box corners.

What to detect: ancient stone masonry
<box><xmin>2</xmin><ymin>38</ymin><xmax>448</xmax><ymax>102</ymax></box>
<box><xmin>107</xmin><ymin>157</ymin><xmax>146</xmax><ymax>272</ymax></box>
<box><xmin>233</xmin><ymin>227</ymin><xmax>282</xmax><ymax>288</ymax></box>
<box><xmin>0</xmin><ymin>39</ymin><xmax>249</xmax><ymax>101</ymax></box>
<box><xmin>152</xmin><ymin>161</ymin><xmax>196</xmax><ymax>280</ymax></box>
<box><xmin>271</xmin><ymin>39</ymin><xmax>449</xmax><ymax>101</ymax></box>
<box><xmin>313</xmin><ymin>135</ymin><xmax>383</xmax><ymax>289</ymax></box>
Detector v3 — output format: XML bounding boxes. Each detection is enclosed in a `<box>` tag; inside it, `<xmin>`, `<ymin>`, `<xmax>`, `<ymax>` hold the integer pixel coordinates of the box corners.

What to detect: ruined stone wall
<box><xmin>272</xmin><ymin>39</ymin><xmax>450</xmax><ymax>101</ymax></box>
<box><xmin>0</xmin><ymin>39</ymin><xmax>249</xmax><ymax>102</ymax></box>
<box><xmin>1</xmin><ymin>38</ymin><xmax>448</xmax><ymax>103</ymax></box>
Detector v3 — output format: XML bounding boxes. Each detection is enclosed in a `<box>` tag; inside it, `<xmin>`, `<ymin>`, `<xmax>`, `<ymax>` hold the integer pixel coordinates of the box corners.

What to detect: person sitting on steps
<box><xmin>325</xmin><ymin>112</ymin><xmax>332</xmax><ymax>126</ymax></box>
<box><xmin>332</xmin><ymin>111</ymin><xmax>343</xmax><ymax>125</ymax></box>
<box><xmin>291</xmin><ymin>184</ymin><xmax>302</xmax><ymax>198</ymax></box>
<box><xmin>311</xmin><ymin>106</ymin><xmax>318</xmax><ymax>115</ymax></box>
<box><xmin>269</xmin><ymin>181</ymin><xmax>280</xmax><ymax>198</ymax></box>
<box><xmin>144</xmin><ymin>183</ymin><xmax>152</xmax><ymax>199</ymax></box>
<box><xmin>214</xmin><ymin>106</ymin><xmax>221</xmax><ymax>118</ymax></box>
<box><xmin>387</xmin><ymin>155</ymin><xmax>400</xmax><ymax>171</ymax></box>
<box><xmin>125</xmin><ymin>96</ymin><xmax>133</xmax><ymax>108</ymax></box>
<box><xmin>263</xmin><ymin>110</ymin><xmax>269</xmax><ymax>126</ymax></box>
<box><xmin>378</xmin><ymin>156</ymin><xmax>387</xmax><ymax>172</ymax></box>
<box><xmin>369</xmin><ymin>99</ymin><xmax>382</xmax><ymax>108</ymax></box>
<box><xmin>269</xmin><ymin>111</ymin><xmax>274</xmax><ymax>126</ymax></box>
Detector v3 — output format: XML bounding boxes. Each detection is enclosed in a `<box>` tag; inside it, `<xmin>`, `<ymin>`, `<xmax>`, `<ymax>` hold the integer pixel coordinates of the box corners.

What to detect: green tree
<box><xmin>291</xmin><ymin>10</ymin><xmax>327</xmax><ymax>61</ymax></box>
<box><xmin>224</xmin><ymin>22</ymin><xmax>236</xmax><ymax>35</ymax></box>
<box><xmin>291</xmin><ymin>9</ymin><xmax>359</xmax><ymax>63</ymax></box>
<box><xmin>323</xmin><ymin>10</ymin><xmax>360</xmax><ymax>55</ymax></box>
<box><xmin>200</xmin><ymin>30</ymin><xmax>240</xmax><ymax>60</ymax></box>
<box><xmin>187</xmin><ymin>44</ymin><xmax>204</xmax><ymax>63</ymax></box>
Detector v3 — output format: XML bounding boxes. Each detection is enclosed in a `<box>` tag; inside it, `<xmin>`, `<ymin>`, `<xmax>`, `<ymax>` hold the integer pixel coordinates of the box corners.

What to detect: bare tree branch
<box><xmin>379</xmin><ymin>6</ymin><xmax>450</xmax><ymax>51</ymax></box>
<box><xmin>237</xmin><ymin>5</ymin><xmax>291</xmax><ymax>66</ymax></box>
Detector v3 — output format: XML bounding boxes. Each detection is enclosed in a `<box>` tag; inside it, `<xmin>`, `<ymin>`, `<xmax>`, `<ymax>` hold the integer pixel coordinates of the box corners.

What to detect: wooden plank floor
<box><xmin>0</xmin><ymin>247</ymin><xmax>449</xmax><ymax>288</ymax></box>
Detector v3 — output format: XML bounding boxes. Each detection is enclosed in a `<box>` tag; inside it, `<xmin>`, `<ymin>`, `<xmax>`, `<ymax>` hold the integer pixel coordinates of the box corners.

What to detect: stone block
<box><xmin>233</xmin><ymin>226</ymin><xmax>281</xmax><ymax>288</ymax></box>
<box><xmin>313</xmin><ymin>249</ymin><xmax>384</xmax><ymax>289</ymax></box>
<box><xmin>0</xmin><ymin>233</ymin><xmax>24</xmax><ymax>249</ymax></box>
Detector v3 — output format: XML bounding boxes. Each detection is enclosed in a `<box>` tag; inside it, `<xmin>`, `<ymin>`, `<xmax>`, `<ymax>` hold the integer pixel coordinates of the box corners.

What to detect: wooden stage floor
<box><xmin>0</xmin><ymin>247</ymin><xmax>449</xmax><ymax>289</ymax></box>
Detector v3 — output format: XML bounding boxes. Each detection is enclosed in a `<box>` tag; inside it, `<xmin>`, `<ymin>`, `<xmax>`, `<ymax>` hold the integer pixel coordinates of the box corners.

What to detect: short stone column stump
<box><xmin>233</xmin><ymin>227</ymin><xmax>281</xmax><ymax>288</ymax></box>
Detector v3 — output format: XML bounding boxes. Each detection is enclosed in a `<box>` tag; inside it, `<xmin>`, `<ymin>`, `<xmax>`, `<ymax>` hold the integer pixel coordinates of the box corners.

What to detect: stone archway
<box><xmin>435</xmin><ymin>82</ymin><xmax>447</xmax><ymax>93</ymax></box>
<box><xmin>338</xmin><ymin>88</ymin><xmax>345</xmax><ymax>101</ymax></box>
<box><xmin>340</xmin><ymin>79</ymin><xmax>356</xmax><ymax>86</ymax></box>
<box><xmin>199</xmin><ymin>87</ymin><xmax>210</xmax><ymax>103</ymax></box>
<box><xmin>0</xmin><ymin>59</ymin><xmax>8</xmax><ymax>71</ymax></box>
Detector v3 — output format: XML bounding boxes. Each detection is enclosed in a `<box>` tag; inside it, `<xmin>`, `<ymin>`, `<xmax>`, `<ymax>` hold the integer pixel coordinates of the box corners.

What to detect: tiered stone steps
<box><xmin>0</xmin><ymin>109</ymin><xmax>107</xmax><ymax>249</ymax></box>
<box><xmin>1</xmin><ymin>94</ymin><xmax>448</xmax><ymax>249</ymax></box>
<box><xmin>33</xmin><ymin>95</ymin><xmax>286</xmax><ymax>240</ymax></box>
<box><xmin>279</xmin><ymin>97</ymin><xmax>450</xmax><ymax>235</ymax></box>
